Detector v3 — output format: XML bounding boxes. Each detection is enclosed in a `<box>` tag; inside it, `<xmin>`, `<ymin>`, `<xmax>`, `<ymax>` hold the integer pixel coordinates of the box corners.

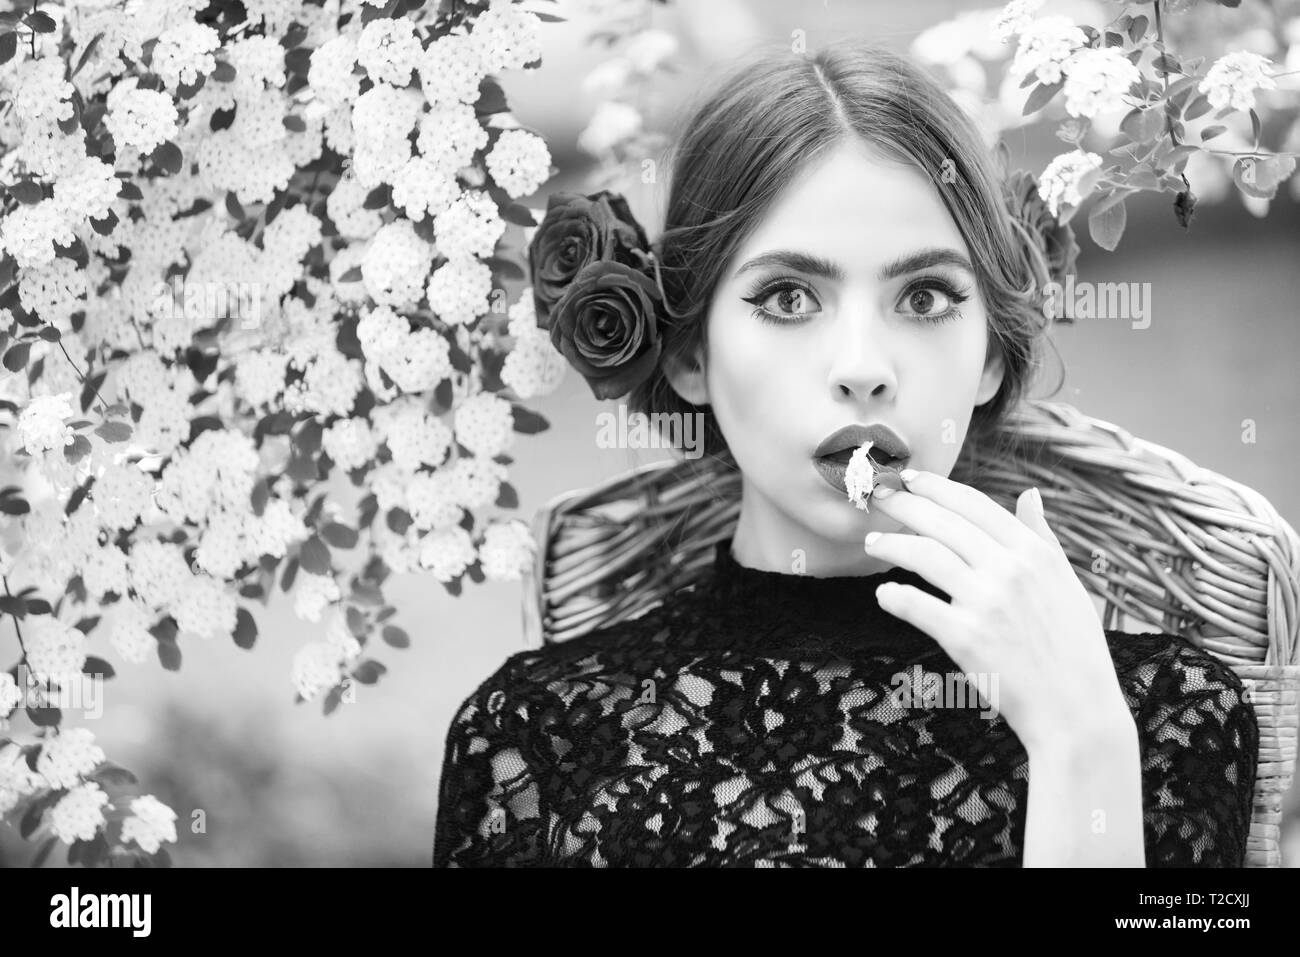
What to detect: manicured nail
<box><xmin>864</xmin><ymin>531</ymin><xmax>882</xmax><ymax>549</ymax></box>
<box><xmin>873</xmin><ymin>485</ymin><xmax>895</xmax><ymax>499</ymax></box>
<box><xmin>899</xmin><ymin>468</ymin><xmax>918</xmax><ymax>483</ymax></box>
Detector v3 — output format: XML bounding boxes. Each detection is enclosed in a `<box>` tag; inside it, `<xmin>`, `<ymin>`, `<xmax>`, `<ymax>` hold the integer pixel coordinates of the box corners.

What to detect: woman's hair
<box><xmin>628</xmin><ymin>37</ymin><xmax>1062</xmax><ymax>487</ymax></box>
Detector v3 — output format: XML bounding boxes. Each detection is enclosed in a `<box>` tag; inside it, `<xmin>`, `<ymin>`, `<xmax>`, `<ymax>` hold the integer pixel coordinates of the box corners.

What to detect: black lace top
<box><xmin>433</xmin><ymin>537</ymin><xmax>1259</xmax><ymax>867</ymax></box>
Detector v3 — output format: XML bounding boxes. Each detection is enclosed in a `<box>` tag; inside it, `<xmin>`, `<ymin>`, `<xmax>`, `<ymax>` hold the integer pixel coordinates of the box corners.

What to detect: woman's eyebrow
<box><xmin>733</xmin><ymin>248</ymin><xmax>974</xmax><ymax>282</ymax></box>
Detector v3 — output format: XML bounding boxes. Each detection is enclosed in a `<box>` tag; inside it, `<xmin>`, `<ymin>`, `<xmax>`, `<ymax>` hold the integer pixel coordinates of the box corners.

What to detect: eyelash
<box><xmin>741</xmin><ymin>276</ymin><xmax>971</xmax><ymax>327</ymax></box>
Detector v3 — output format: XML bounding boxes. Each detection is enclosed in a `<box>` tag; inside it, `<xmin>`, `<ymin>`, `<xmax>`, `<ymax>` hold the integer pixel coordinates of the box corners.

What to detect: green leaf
<box><xmin>1182</xmin><ymin>95</ymin><xmax>1213</xmax><ymax>121</ymax></box>
<box><xmin>233</xmin><ymin>607</ymin><xmax>257</xmax><ymax>649</ymax></box>
<box><xmin>83</xmin><ymin>656</ymin><xmax>115</xmax><ymax>678</ymax></box>
<box><xmin>320</xmin><ymin>522</ymin><xmax>359</xmax><ymax>548</ymax></box>
<box><xmin>0</xmin><ymin>32</ymin><xmax>17</xmax><ymax>66</ymax></box>
<box><xmin>351</xmin><ymin>659</ymin><xmax>387</xmax><ymax>685</ymax></box>
<box><xmin>1022</xmin><ymin>80</ymin><xmax>1064</xmax><ymax>116</ymax></box>
<box><xmin>64</xmin><ymin>434</ymin><xmax>92</xmax><ymax>464</ymax></box>
<box><xmin>89</xmin><ymin>762</ymin><xmax>138</xmax><ymax>786</ymax></box>
<box><xmin>1088</xmin><ymin>196</ymin><xmax>1127</xmax><ymax>252</ymax></box>
<box><xmin>511</xmin><ymin>405</ymin><xmax>549</xmax><ymax>434</ymax></box>
<box><xmin>1232</xmin><ymin>155</ymin><xmax>1297</xmax><ymax>200</ymax></box>
<box><xmin>1199</xmin><ymin>125</ymin><xmax>1226</xmax><ymax>142</ymax></box>
<box><xmin>3</xmin><ymin>342</ymin><xmax>30</xmax><ymax>372</ymax></box>
<box><xmin>8</xmin><ymin>179</ymin><xmax>43</xmax><ymax>204</ymax></box>
<box><xmin>25</xmin><ymin>10</ymin><xmax>57</xmax><ymax>33</ymax></box>
<box><xmin>1120</xmin><ymin>106</ymin><xmax>1164</xmax><ymax>144</ymax></box>
<box><xmin>151</xmin><ymin>140</ymin><xmax>183</xmax><ymax>175</ymax></box>
<box><xmin>71</xmin><ymin>31</ymin><xmax>104</xmax><ymax>80</ymax></box>
<box><xmin>93</xmin><ymin>420</ymin><xmax>132</xmax><ymax>443</ymax></box>
<box><xmin>381</xmin><ymin>625</ymin><xmax>410</xmax><ymax>648</ymax></box>
<box><xmin>299</xmin><ymin>535</ymin><xmax>331</xmax><ymax>574</ymax></box>
<box><xmin>157</xmin><ymin>640</ymin><xmax>182</xmax><ymax>671</ymax></box>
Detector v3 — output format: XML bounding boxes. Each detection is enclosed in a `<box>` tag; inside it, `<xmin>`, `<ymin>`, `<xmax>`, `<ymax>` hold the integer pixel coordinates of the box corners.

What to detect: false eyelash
<box><xmin>741</xmin><ymin>275</ymin><xmax>973</xmax><ymax>326</ymax></box>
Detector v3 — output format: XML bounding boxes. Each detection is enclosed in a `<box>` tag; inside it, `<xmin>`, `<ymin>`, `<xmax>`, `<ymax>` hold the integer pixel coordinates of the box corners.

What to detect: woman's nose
<box><xmin>826</xmin><ymin>306</ymin><xmax>896</xmax><ymax>400</ymax></box>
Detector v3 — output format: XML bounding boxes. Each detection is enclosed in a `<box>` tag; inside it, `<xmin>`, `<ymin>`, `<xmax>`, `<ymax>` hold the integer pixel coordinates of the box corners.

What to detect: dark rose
<box><xmin>1003</xmin><ymin>168</ymin><xmax>1080</xmax><ymax>290</ymax></box>
<box><xmin>548</xmin><ymin>259</ymin><xmax>662</xmax><ymax>401</ymax></box>
<box><xmin>527</xmin><ymin>190</ymin><xmax>650</xmax><ymax>329</ymax></box>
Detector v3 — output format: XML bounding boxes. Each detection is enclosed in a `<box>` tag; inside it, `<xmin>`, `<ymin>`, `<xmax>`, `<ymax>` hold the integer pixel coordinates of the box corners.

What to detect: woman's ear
<box><xmin>974</xmin><ymin>344</ymin><xmax>1005</xmax><ymax>407</ymax></box>
<box><xmin>661</xmin><ymin>341</ymin><xmax>709</xmax><ymax>407</ymax></box>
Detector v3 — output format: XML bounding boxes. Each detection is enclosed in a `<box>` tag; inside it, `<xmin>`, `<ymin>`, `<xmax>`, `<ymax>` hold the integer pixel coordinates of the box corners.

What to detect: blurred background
<box><xmin>4</xmin><ymin>0</ymin><xmax>1297</xmax><ymax>866</ymax></box>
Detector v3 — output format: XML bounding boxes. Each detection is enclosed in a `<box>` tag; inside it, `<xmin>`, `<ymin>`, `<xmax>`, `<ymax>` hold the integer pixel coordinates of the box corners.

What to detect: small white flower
<box><xmin>16</xmin><ymin>392</ymin><xmax>76</xmax><ymax>454</ymax></box>
<box><xmin>1037</xmin><ymin>149</ymin><xmax>1103</xmax><ymax>218</ymax></box>
<box><xmin>1062</xmin><ymin>46</ymin><xmax>1141</xmax><ymax>119</ymax></box>
<box><xmin>1199</xmin><ymin>51</ymin><xmax>1278</xmax><ymax>112</ymax></box>
<box><xmin>120</xmin><ymin>794</ymin><xmax>178</xmax><ymax>854</ymax></box>
<box><xmin>49</xmin><ymin>782</ymin><xmax>110</xmax><ymax>844</ymax></box>
<box><xmin>1010</xmin><ymin>15</ymin><xmax>1088</xmax><ymax>86</ymax></box>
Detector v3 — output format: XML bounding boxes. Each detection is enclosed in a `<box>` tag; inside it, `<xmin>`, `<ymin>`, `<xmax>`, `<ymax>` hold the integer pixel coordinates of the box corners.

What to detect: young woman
<box><xmin>433</xmin><ymin>39</ymin><xmax>1258</xmax><ymax>867</ymax></box>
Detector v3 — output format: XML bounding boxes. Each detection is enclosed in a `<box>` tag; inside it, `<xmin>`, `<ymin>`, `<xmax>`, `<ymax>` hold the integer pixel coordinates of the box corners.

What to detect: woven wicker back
<box><xmin>522</xmin><ymin>398</ymin><xmax>1300</xmax><ymax>866</ymax></box>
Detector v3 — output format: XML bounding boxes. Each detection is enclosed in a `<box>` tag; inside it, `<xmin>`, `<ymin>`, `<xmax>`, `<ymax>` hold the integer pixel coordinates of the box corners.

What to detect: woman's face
<box><xmin>677</xmin><ymin>138</ymin><xmax>1005</xmax><ymax>576</ymax></box>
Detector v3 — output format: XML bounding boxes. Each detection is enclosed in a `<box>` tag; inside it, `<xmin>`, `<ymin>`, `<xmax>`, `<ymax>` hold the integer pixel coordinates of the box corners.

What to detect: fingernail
<box><xmin>1031</xmin><ymin>487</ymin><xmax>1043</xmax><ymax>509</ymax></box>
<box><xmin>864</xmin><ymin>531</ymin><xmax>882</xmax><ymax>549</ymax></box>
<box><xmin>899</xmin><ymin>468</ymin><xmax>918</xmax><ymax>483</ymax></box>
<box><xmin>873</xmin><ymin>485</ymin><xmax>895</xmax><ymax>499</ymax></box>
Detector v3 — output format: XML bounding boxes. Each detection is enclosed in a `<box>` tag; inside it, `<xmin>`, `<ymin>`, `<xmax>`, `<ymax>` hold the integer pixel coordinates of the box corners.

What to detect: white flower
<box><xmin>433</xmin><ymin>190</ymin><xmax>505</xmax><ymax>261</ymax></box>
<box><xmin>578</xmin><ymin>100</ymin><xmax>642</xmax><ymax>157</ymax></box>
<box><xmin>128</xmin><ymin>539</ymin><xmax>193</xmax><ymax>611</ymax></box>
<box><xmin>426</xmin><ymin>256</ymin><xmax>492</xmax><ymax>327</ymax></box>
<box><xmin>1062</xmin><ymin>46</ymin><xmax>1141</xmax><ymax>119</ymax></box>
<box><xmin>309</xmin><ymin>35</ymin><xmax>361</xmax><ymax>109</ymax></box>
<box><xmin>361</xmin><ymin>218</ymin><xmax>436</xmax><ymax>308</ymax></box>
<box><xmin>151</xmin><ymin>21</ymin><xmax>220</xmax><ymax>91</ymax></box>
<box><xmin>478</xmin><ymin>519</ymin><xmax>535</xmax><ymax>581</ymax></box>
<box><xmin>419</xmin><ymin>32</ymin><xmax>488</xmax><ymax>107</ymax></box>
<box><xmin>1037</xmin><ymin>149</ymin><xmax>1103</xmax><ymax>217</ymax></box>
<box><xmin>322</xmin><ymin>417</ymin><xmax>379</xmax><ymax>472</ymax></box>
<box><xmin>105</xmin><ymin>600</ymin><xmax>156</xmax><ymax>665</ymax></box>
<box><xmin>16</xmin><ymin>392</ymin><xmax>76</xmax><ymax>454</ymax></box>
<box><xmin>405</xmin><ymin>470</ymin><xmax>464</xmax><ymax>531</ymax></box>
<box><xmin>104</xmin><ymin>87</ymin><xmax>179</xmax><ymax>153</ymax></box>
<box><xmin>290</xmin><ymin>639</ymin><xmax>349</xmax><ymax>701</ymax></box>
<box><xmin>992</xmin><ymin>0</ymin><xmax>1044</xmax><ymax>45</ymax></box>
<box><xmin>174</xmin><ymin>574</ymin><xmax>239</xmax><ymax>641</ymax></box>
<box><xmin>293</xmin><ymin>570</ymin><xmax>340</xmax><ymax>623</ymax></box>
<box><xmin>1199</xmin><ymin>51</ymin><xmax>1277</xmax><ymax>112</ymax></box>
<box><xmin>502</xmin><ymin>328</ymin><xmax>566</xmax><ymax>399</ymax></box>
<box><xmin>52</xmin><ymin>155</ymin><xmax>122</xmax><ymax>224</ymax></box>
<box><xmin>0</xmin><ymin>671</ymin><xmax>21</xmax><ymax>719</ymax></box>
<box><xmin>37</xmin><ymin>727</ymin><xmax>105</xmax><ymax>790</ymax></box>
<box><xmin>24</xmin><ymin>617</ymin><xmax>87</xmax><ymax>687</ymax></box>
<box><xmin>485</xmin><ymin>129</ymin><xmax>552</xmax><ymax>199</ymax></box>
<box><xmin>372</xmin><ymin>398</ymin><xmax>453</xmax><ymax>471</ymax></box>
<box><xmin>0</xmin><ymin>200</ymin><xmax>77</xmax><ymax>269</ymax></box>
<box><xmin>417</xmin><ymin>103</ymin><xmax>487</xmax><ymax>175</ymax></box>
<box><xmin>1009</xmin><ymin>15</ymin><xmax>1088</xmax><ymax>86</ymax></box>
<box><xmin>845</xmin><ymin>442</ymin><xmax>877</xmax><ymax>511</ymax></box>
<box><xmin>49</xmin><ymin>782</ymin><xmax>110</xmax><ymax>844</ymax></box>
<box><xmin>419</xmin><ymin>526</ymin><xmax>478</xmax><ymax>582</ymax></box>
<box><xmin>471</xmin><ymin>6</ymin><xmax>543</xmax><ymax>72</ymax></box>
<box><xmin>454</xmin><ymin>392</ymin><xmax>516</xmax><ymax>458</ymax></box>
<box><xmin>392</xmin><ymin>156</ymin><xmax>460</xmax><ymax>222</ymax></box>
<box><xmin>120</xmin><ymin>794</ymin><xmax>178</xmax><ymax>854</ymax></box>
<box><xmin>357</xmin><ymin>17</ymin><xmax>423</xmax><ymax>87</ymax></box>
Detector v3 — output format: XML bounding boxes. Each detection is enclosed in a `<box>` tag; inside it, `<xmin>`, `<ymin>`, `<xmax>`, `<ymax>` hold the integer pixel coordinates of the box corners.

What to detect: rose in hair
<box><xmin>1003</xmin><ymin>168</ymin><xmax>1080</xmax><ymax>293</ymax></box>
<box><xmin>527</xmin><ymin>190</ymin><xmax>650</xmax><ymax>329</ymax></box>
<box><xmin>547</xmin><ymin>259</ymin><xmax>663</xmax><ymax>400</ymax></box>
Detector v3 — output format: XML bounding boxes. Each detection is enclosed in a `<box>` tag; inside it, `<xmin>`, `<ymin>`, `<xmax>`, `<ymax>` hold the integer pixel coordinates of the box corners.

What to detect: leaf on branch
<box><xmin>233</xmin><ymin>607</ymin><xmax>257</xmax><ymax>649</ymax></box>
<box><xmin>1022</xmin><ymin>80</ymin><xmax>1064</xmax><ymax>116</ymax></box>
<box><xmin>151</xmin><ymin>141</ymin><xmax>183</xmax><ymax>176</ymax></box>
<box><xmin>1088</xmin><ymin>196</ymin><xmax>1127</xmax><ymax>252</ymax></box>
<box><xmin>8</xmin><ymin>179</ymin><xmax>43</xmax><ymax>204</ymax></box>
<box><xmin>299</xmin><ymin>535</ymin><xmax>332</xmax><ymax>574</ymax></box>
<box><xmin>89</xmin><ymin>762</ymin><xmax>138</xmax><ymax>786</ymax></box>
<box><xmin>1232</xmin><ymin>155</ymin><xmax>1297</xmax><ymax>200</ymax></box>
<box><xmin>94</xmin><ymin>420</ymin><xmax>132</xmax><ymax>443</ymax></box>
<box><xmin>321</xmin><ymin>522</ymin><xmax>359</xmax><ymax>548</ymax></box>
<box><xmin>2</xmin><ymin>342</ymin><xmax>30</xmax><ymax>373</ymax></box>
<box><xmin>0</xmin><ymin>32</ymin><xmax>17</xmax><ymax>67</ymax></box>
<box><xmin>381</xmin><ymin>625</ymin><xmax>410</xmax><ymax>648</ymax></box>
<box><xmin>511</xmin><ymin>405</ymin><xmax>550</xmax><ymax>434</ymax></box>
<box><xmin>351</xmin><ymin>659</ymin><xmax>387</xmax><ymax>685</ymax></box>
<box><xmin>157</xmin><ymin>640</ymin><xmax>182</xmax><ymax>672</ymax></box>
<box><xmin>64</xmin><ymin>434</ymin><xmax>92</xmax><ymax>465</ymax></box>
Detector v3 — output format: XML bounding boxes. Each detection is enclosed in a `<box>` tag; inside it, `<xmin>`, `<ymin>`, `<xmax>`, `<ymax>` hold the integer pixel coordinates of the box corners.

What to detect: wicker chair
<box><xmin>521</xmin><ymin>398</ymin><xmax>1300</xmax><ymax>867</ymax></box>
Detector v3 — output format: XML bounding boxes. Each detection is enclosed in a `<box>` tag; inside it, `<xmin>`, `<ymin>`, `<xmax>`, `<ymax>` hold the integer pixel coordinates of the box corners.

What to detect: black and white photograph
<box><xmin>0</xmin><ymin>0</ymin><xmax>1298</xmax><ymax>902</ymax></box>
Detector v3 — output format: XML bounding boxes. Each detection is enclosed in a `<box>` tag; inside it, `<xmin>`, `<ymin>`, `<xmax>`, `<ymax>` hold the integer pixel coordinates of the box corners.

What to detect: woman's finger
<box><xmin>869</xmin><ymin>486</ymin><xmax>996</xmax><ymax>569</ymax></box>
<box><xmin>874</xmin><ymin>581</ymin><xmax>972</xmax><ymax>661</ymax></box>
<box><xmin>863</xmin><ymin>530</ymin><xmax>976</xmax><ymax>604</ymax></box>
<box><xmin>898</xmin><ymin>469</ymin><xmax>1045</xmax><ymax>554</ymax></box>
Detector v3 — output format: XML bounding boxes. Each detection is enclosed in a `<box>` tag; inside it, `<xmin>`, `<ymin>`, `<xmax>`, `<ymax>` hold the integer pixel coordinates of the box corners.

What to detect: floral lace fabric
<box><xmin>434</xmin><ymin>538</ymin><xmax>1259</xmax><ymax>867</ymax></box>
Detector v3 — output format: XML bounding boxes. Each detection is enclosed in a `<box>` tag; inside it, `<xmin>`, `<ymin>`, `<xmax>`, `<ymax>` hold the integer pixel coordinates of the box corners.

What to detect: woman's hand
<box><xmin>864</xmin><ymin>469</ymin><xmax>1131</xmax><ymax>756</ymax></box>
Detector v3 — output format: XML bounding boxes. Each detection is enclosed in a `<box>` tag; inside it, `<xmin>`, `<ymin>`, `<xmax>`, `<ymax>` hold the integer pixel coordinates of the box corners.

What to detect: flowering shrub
<box><xmin>913</xmin><ymin>0</ymin><xmax>1300</xmax><ymax>249</ymax></box>
<box><xmin>0</xmin><ymin>0</ymin><xmax>573</xmax><ymax>866</ymax></box>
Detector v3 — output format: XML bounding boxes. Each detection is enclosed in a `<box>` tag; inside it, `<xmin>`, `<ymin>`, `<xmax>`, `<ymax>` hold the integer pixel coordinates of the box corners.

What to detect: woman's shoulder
<box><xmin>1101</xmin><ymin>629</ymin><xmax>1257</xmax><ymax>732</ymax></box>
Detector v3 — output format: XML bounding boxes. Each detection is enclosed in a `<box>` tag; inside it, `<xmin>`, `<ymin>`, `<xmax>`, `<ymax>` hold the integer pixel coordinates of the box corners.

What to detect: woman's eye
<box><xmin>743</xmin><ymin>282</ymin><xmax>821</xmax><ymax>325</ymax></box>
<box><xmin>898</xmin><ymin>279</ymin><xmax>970</xmax><ymax>324</ymax></box>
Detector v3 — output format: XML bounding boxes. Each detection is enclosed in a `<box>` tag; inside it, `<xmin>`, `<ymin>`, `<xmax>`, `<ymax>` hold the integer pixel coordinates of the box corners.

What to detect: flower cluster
<box><xmin>0</xmin><ymin>0</ymin><xmax>566</xmax><ymax>867</ymax></box>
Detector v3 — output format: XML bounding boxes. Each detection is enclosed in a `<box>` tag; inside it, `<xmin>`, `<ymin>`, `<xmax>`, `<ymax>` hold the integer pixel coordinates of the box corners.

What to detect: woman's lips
<box><xmin>813</xmin><ymin>454</ymin><xmax>910</xmax><ymax>496</ymax></box>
